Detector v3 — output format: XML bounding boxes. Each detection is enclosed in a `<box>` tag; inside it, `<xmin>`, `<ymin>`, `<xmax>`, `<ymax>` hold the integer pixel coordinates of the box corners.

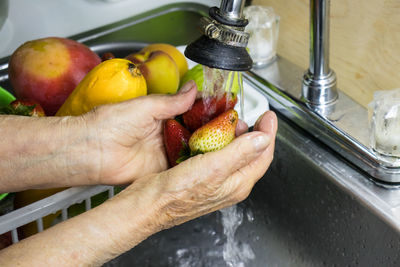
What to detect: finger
<box><xmin>201</xmin><ymin>131</ymin><xmax>271</xmax><ymax>179</ymax></box>
<box><xmin>136</xmin><ymin>80</ymin><xmax>198</xmax><ymax>120</ymax></box>
<box><xmin>165</xmin><ymin>131</ymin><xmax>271</xmax><ymax>190</ymax></box>
<box><xmin>254</xmin><ymin>111</ymin><xmax>278</xmax><ymax>137</ymax></box>
<box><xmin>237</xmin><ymin>111</ymin><xmax>278</xmax><ymax>183</ymax></box>
<box><xmin>235</xmin><ymin>119</ymin><xmax>248</xmax><ymax>136</ymax></box>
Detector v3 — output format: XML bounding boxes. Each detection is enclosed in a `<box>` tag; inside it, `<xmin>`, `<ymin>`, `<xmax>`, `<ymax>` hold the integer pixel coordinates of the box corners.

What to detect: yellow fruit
<box><xmin>56</xmin><ymin>58</ymin><xmax>147</xmax><ymax>116</ymax></box>
<box><xmin>140</xmin><ymin>43</ymin><xmax>188</xmax><ymax>78</ymax></box>
<box><xmin>126</xmin><ymin>50</ymin><xmax>180</xmax><ymax>95</ymax></box>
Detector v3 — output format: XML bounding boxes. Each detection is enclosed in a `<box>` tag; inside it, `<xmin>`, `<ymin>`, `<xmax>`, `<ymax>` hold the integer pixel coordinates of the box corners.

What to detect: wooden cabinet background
<box><xmin>252</xmin><ymin>0</ymin><xmax>400</xmax><ymax>107</ymax></box>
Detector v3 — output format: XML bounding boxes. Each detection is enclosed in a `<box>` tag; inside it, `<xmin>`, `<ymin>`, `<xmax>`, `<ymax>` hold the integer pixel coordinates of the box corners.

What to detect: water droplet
<box><xmin>208</xmin><ymin>229</ymin><xmax>216</xmax><ymax>236</ymax></box>
<box><xmin>246</xmin><ymin>209</ymin><xmax>255</xmax><ymax>222</ymax></box>
<box><xmin>214</xmin><ymin>237</ymin><xmax>224</xmax><ymax>246</ymax></box>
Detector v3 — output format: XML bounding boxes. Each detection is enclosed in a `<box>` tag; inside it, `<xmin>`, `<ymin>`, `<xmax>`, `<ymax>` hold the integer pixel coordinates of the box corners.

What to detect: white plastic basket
<box><xmin>0</xmin><ymin>185</ymin><xmax>115</xmax><ymax>244</ymax></box>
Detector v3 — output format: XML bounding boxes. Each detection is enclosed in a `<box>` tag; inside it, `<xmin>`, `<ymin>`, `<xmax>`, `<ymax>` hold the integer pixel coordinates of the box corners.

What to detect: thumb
<box><xmin>165</xmin><ymin>131</ymin><xmax>271</xmax><ymax>189</ymax></box>
<box><xmin>142</xmin><ymin>80</ymin><xmax>197</xmax><ymax>120</ymax></box>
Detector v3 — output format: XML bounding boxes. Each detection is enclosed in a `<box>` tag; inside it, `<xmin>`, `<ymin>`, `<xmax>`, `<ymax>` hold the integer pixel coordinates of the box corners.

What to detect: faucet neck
<box><xmin>310</xmin><ymin>0</ymin><xmax>331</xmax><ymax>77</ymax></box>
<box><xmin>209</xmin><ymin>0</ymin><xmax>248</xmax><ymax>28</ymax></box>
<box><xmin>302</xmin><ymin>0</ymin><xmax>338</xmax><ymax>108</ymax></box>
<box><xmin>219</xmin><ymin>0</ymin><xmax>246</xmax><ymax>21</ymax></box>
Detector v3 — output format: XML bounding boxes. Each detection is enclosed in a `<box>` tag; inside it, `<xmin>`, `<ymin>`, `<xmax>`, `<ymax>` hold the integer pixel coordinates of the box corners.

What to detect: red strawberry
<box><xmin>0</xmin><ymin>99</ymin><xmax>46</xmax><ymax>117</ymax></box>
<box><xmin>101</xmin><ymin>52</ymin><xmax>116</xmax><ymax>61</ymax></box>
<box><xmin>189</xmin><ymin>109</ymin><xmax>238</xmax><ymax>154</ymax></box>
<box><xmin>183</xmin><ymin>93</ymin><xmax>237</xmax><ymax>132</ymax></box>
<box><xmin>164</xmin><ymin>119</ymin><xmax>191</xmax><ymax>167</ymax></box>
<box><xmin>215</xmin><ymin>93</ymin><xmax>238</xmax><ymax>115</ymax></box>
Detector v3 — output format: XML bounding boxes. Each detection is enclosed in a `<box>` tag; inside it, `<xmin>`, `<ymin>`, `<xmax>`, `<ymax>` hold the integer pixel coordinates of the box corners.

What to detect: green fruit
<box><xmin>224</xmin><ymin>70</ymin><xmax>241</xmax><ymax>95</ymax></box>
<box><xmin>0</xmin><ymin>86</ymin><xmax>15</xmax><ymax>108</ymax></box>
<box><xmin>180</xmin><ymin>64</ymin><xmax>204</xmax><ymax>90</ymax></box>
<box><xmin>180</xmin><ymin>64</ymin><xmax>241</xmax><ymax>95</ymax></box>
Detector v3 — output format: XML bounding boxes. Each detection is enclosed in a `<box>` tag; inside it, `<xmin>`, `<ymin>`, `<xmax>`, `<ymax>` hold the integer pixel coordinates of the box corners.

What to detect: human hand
<box><xmin>114</xmin><ymin>110</ymin><xmax>277</xmax><ymax>235</ymax></box>
<box><xmin>81</xmin><ymin>80</ymin><xmax>198</xmax><ymax>185</ymax></box>
<box><xmin>0</xmin><ymin>80</ymin><xmax>250</xmax><ymax>192</ymax></box>
<box><xmin>0</xmin><ymin>111</ymin><xmax>276</xmax><ymax>266</ymax></box>
<box><xmin>157</xmin><ymin>111</ymin><xmax>277</xmax><ymax>228</ymax></box>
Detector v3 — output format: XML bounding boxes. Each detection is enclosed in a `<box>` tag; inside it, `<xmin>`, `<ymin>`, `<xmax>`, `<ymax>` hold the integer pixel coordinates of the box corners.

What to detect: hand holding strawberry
<box><xmin>163</xmin><ymin>78</ymin><xmax>242</xmax><ymax>167</ymax></box>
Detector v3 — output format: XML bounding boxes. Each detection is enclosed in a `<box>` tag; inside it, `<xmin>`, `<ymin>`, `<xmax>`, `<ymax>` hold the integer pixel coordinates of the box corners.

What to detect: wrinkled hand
<box><xmin>81</xmin><ymin>81</ymin><xmax>199</xmax><ymax>185</ymax></box>
<box><xmin>158</xmin><ymin>111</ymin><xmax>277</xmax><ymax>228</ymax></box>
<box><xmin>116</xmin><ymin>110</ymin><xmax>277</xmax><ymax>234</ymax></box>
<box><xmin>0</xmin><ymin>109</ymin><xmax>277</xmax><ymax>266</ymax></box>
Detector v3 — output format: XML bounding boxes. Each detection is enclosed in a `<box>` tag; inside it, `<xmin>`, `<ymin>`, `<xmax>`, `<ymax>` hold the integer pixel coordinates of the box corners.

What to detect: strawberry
<box><xmin>215</xmin><ymin>93</ymin><xmax>238</xmax><ymax>115</ymax></box>
<box><xmin>163</xmin><ymin>119</ymin><xmax>191</xmax><ymax>167</ymax></box>
<box><xmin>101</xmin><ymin>52</ymin><xmax>116</xmax><ymax>61</ymax></box>
<box><xmin>0</xmin><ymin>99</ymin><xmax>46</xmax><ymax>117</ymax></box>
<box><xmin>189</xmin><ymin>109</ymin><xmax>238</xmax><ymax>154</ymax></box>
<box><xmin>183</xmin><ymin>93</ymin><xmax>237</xmax><ymax>132</ymax></box>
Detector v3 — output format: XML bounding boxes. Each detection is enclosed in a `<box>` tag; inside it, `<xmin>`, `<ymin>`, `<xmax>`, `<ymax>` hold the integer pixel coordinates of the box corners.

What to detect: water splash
<box><xmin>220</xmin><ymin>205</ymin><xmax>255</xmax><ymax>267</ymax></box>
<box><xmin>175</xmin><ymin>248</ymin><xmax>202</xmax><ymax>267</ymax></box>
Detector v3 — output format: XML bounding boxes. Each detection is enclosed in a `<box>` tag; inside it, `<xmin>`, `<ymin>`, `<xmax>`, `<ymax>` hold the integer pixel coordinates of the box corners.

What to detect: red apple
<box><xmin>8</xmin><ymin>37</ymin><xmax>101</xmax><ymax>115</ymax></box>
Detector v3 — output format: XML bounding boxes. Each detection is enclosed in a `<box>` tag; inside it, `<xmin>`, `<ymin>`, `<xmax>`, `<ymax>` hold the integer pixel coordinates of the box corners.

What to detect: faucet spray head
<box><xmin>184</xmin><ymin>1</ymin><xmax>252</xmax><ymax>71</ymax></box>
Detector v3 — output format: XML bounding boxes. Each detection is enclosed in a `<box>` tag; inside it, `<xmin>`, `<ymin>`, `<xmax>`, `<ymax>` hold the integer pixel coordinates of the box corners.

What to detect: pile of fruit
<box><xmin>4</xmin><ymin>37</ymin><xmax>191</xmax><ymax>117</ymax></box>
<box><xmin>164</xmin><ymin>65</ymin><xmax>240</xmax><ymax>166</ymax></box>
<box><xmin>0</xmin><ymin>37</ymin><xmax>242</xmax><ymax>243</ymax></box>
<box><xmin>2</xmin><ymin>36</ymin><xmax>240</xmax><ymax>167</ymax></box>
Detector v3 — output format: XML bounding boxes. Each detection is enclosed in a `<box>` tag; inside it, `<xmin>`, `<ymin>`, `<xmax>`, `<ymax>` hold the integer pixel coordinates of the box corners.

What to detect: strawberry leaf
<box><xmin>0</xmin><ymin>104</ymin><xmax>35</xmax><ymax>116</ymax></box>
<box><xmin>14</xmin><ymin>104</ymin><xmax>36</xmax><ymax>116</ymax></box>
<box><xmin>176</xmin><ymin>141</ymin><xmax>191</xmax><ymax>164</ymax></box>
<box><xmin>0</xmin><ymin>106</ymin><xmax>15</xmax><ymax>115</ymax></box>
<box><xmin>176</xmin><ymin>155</ymin><xmax>190</xmax><ymax>164</ymax></box>
<box><xmin>175</xmin><ymin>115</ymin><xmax>185</xmax><ymax>127</ymax></box>
<box><xmin>190</xmin><ymin>149</ymin><xmax>204</xmax><ymax>157</ymax></box>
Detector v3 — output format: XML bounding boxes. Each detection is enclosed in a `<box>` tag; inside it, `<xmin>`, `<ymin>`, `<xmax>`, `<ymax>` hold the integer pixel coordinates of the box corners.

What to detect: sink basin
<box><xmin>104</xmin><ymin>116</ymin><xmax>400</xmax><ymax>266</ymax></box>
<box><xmin>1</xmin><ymin>3</ymin><xmax>400</xmax><ymax>266</ymax></box>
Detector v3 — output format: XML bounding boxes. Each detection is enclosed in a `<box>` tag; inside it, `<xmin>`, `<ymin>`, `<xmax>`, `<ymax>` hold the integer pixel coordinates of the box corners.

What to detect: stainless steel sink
<box><xmin>1</xmin><ymin>2</ymin><xmax>400</xmax><ymax>266</ymax></box>
<box><xmin>103</xmin><ymin>116</ymin><xmax>400</xmax><ymax>266</ymax></box>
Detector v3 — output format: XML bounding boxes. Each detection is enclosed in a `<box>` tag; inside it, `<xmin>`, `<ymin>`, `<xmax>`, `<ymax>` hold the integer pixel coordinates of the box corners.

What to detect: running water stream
<box><xmin>174</xmin><ymin>67</ymin><xmax>251</xmax><ymax>267</ymax></box>
<box><xmin>202</xmin><ymin>66</ymin><xmax>245</xmax><ymax>120</ymax></box>
<box><xmin>202</xmin><ymin>66</ymin><xmax>252</xmax><ymax>266</ymax></box>
<box><xmin>220</xmin><ymin>205</ymin><xmax>255</xmax><ymax>267</ymax></box>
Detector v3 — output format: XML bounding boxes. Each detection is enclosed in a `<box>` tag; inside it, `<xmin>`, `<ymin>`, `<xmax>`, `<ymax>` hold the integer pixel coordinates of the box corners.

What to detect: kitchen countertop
<box><xmin>0</xmin><ymin>0</ymin><xmax>219</xmax><ymax>58</ymax></box>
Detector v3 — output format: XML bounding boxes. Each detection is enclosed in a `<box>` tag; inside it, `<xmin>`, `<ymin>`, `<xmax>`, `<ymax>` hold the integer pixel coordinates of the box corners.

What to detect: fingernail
<box><xmin>252</xmin><ymin>134</ymin><xmax>270</xmax><ymax>152</ymax></box>
<box><xmin>179</xmin><ymin>80</ymin><xmax>195</xmax><ymax>94</ymax></box>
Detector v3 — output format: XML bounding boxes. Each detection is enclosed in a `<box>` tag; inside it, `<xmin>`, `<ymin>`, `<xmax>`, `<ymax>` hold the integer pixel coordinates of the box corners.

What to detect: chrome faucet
<box><xmin>184</xmin><ymin>0</ymin><xmax>252</xmax><ymax>71</ymax></box>
<box><xmin>186</xmin><ymin>0</ymin><xmax>400</xmax><ymax>184</ymax></box>
<box><xmin>302</xmin><ymin>0</ymin><xmax>338</xmax><ymax>110</ymax></box>
<box><xmin>185</xmin><ymin>0</ymin><xmax>338</xmax><ymax>110</ymax></box>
